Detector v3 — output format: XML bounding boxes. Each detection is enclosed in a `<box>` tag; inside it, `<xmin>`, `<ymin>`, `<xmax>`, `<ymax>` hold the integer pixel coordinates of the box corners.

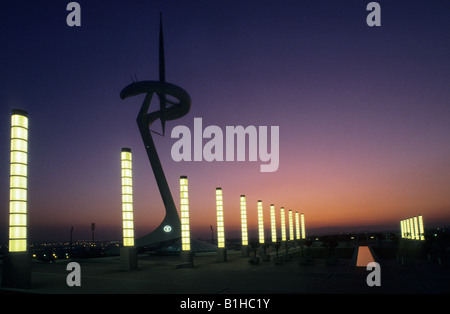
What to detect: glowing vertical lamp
<box><xmin>400</xmin><ymin>220</ymin><xmax>405</xmax><ymax>238</ymax></box>
<box><xmin>301</xmin><ymin>213</ymin><xmax>306</xmax><ymax>239</ymax></box>
<box><xmin>121</xmin><ymin>148</ymin><xmax>134</xmax><ymax>247</ymax></box>
<box><xmin>180</xmin><ymin>176</ymin><xmax>193</xmax><ymax>263</ymax></box>
<box><xmin>413</xmin><ymin>216</ymin><xmax>419</xmax><ymax>241</ymax></box>
<box><xmin>240</xmin><ymin>195</ymin><xmax>249</xmax><ymax>257</ymax></box>
<box><xmin>257</xmin><ymin>200</ymin><xmax>264</xmax><ymax>245</ymax></box>
<box><xmin>288</xmin><ymin>210</ymin><xmax>294</xmax><ymax>241</ymax></box>
<box><xmin>280</xmin><ymin>207</ymin><xmax>286</xmax><ymax>242</ymax></box>
<box><xmin>295</xmin><ymin>211</ymin><xmax>300</xmax><ymax>240</ymax></box>
<box><xmin>270</xmin><ymin>204</ymin><xmax>276</xmax><ymax>243</ymax></box>
<box><xmin>406</xmin><ymin>219</ymin><xmax>411</xmax><ymax>239</ymax></box>
<box><xmin>409</xmin><ymin>217</ymin><xmax>415</xmax><ymax>240</ymax></box>
<box><xmin>216</xmin><ymin>188</ymin><xmax>227</xmax><ymax>262</ymax></box>
<box><xmin>119</xmin><ymin>148</ymin><xmax>137</xmax><ymax>270</ymax></box>
<box><xmin>418</xmin><ymin>215</ymin><xmax>424</xmax><ymax>241</ymax></box>
<box><xmin>2</xmin><ymin>109</ymin><xmax>31</xmax><ymax>289</ymax></box>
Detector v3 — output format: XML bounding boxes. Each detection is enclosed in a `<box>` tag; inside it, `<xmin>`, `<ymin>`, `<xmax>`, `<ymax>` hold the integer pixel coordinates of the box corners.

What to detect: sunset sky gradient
<box><xmin>0</xmin><ymin>0</ymin><xmax>449</xmax><ymax>242</ymax></box>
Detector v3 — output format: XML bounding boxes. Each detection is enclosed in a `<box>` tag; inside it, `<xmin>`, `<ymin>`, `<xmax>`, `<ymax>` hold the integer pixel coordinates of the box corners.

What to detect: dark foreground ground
<box><xmin>1</xmin><ymin>245</ymin><xmax>449</xmax><ymax>295</ymax></box>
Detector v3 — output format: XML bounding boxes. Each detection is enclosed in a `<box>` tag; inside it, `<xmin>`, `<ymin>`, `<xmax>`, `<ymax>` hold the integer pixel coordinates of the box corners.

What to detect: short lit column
<box><xmin>418</xmin><ymin>215</ymin><xmax>424</xmax><ymax>241</ymax></box>
<box><xmin>2</xmin><ymin>109</ymin><xmax>31</xmax><ymax>289</ymax></box>
<box><xmin>270</xmin><ymin>204</ymin><xmax>277</xmax><ymax>243</ymax></box>
<box><xmin>120</xmin><ymin>148</ymin><xmax>137</xmax><ymax>270</ymax></box>
<box><xmin>180</xmin><ymin>176</ymin><xmax>193</xmax><ymax>263</ymax></box>
<box><xmin>295</xmin><ymin>211</ymin><xmax>300</xmax><ymax>240</ymax></box>
<box><xmin>257</xmin><ymin>200</ymin><xmax>264</xmax><ymax>245</ymax></box>
<box><xmin>301</xmin><ymin>213</ymin><xmax>306</xmax><ymax>239</ymax></box>
<box><xmin>413</xmin><ymin>216</ymin><xmax>419</xmax><ymax>241</ymax></box>
<box><xmin>216</xmin><ymin>188</ymin><xmax>227</xmax><ymax>262</ymax></box>
<box><xmin>280</xmin><ymin>207</ymin><xmax>286</xmax><ymax>243</ymax></box>
<box><xmin>288</xmin><ymin>210</ymin><xmax>294</xmax><ymax>241</ymax></box>
<box><xmin>409</xmin><ymin>218</ymin><xmax>415</xmax><ymax>240</ymax></box>
<box><xmin>240</xmin><ymin>195</ymin><xmax>249</xmax><ymax>257</ymax></box>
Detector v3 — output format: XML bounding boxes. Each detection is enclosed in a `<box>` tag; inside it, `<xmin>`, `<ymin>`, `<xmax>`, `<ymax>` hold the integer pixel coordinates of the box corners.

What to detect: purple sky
<box><xmin>0</xmin><ymin>0</ymin><xmax>449</xmax><ymax>242</ymax></box>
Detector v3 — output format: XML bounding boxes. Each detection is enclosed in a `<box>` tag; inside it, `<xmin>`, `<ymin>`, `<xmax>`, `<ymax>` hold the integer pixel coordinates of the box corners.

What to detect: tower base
<box><xmin>120</xmin><ymin>247</ymin><xmax>138</xmax><ymax>271</ymax></box>
<box><xmin>1</xmin><ymin>252</ymin><xmax>31</xmax><ymax>290</ymax></box>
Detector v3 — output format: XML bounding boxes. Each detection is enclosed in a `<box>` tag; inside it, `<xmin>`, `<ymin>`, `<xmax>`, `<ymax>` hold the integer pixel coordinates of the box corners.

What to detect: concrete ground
<box><xmin>1</xmin><ymin>247</ymin><xmax>449</xmax><ymax>295</ymax></box>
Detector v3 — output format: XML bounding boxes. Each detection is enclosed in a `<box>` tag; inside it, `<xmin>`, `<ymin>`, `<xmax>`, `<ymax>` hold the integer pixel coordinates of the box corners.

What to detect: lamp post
<box><xmin>216</xmin><ymin>188</ymin><xmax>227</xmax><ymax>262</ymax></box>
<box><xmin>240</xmin><ymin>195</ymin><xmax>249</xmax><ymax>257</ymax></box>
<box><xmin>2</xmin><ymin>109</ymin><xmax>31</xmax><ymax>289</ymax></box>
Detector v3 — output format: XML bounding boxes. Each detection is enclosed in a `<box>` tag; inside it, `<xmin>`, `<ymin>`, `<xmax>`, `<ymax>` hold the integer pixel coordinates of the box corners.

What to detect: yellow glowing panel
<box><xmin>280</xmin><ymin>207</ymin><xmax>286</xmax><ymax>242</ymax></box>
<box><xmin>180</xmin><ymin>176</ymin><xmax>191</xmax><ymax>251</ymax></box>
<box><xmin>400</xmin><ymin>220</ymin><xmax>405</xmax><ymax>238</ymax></box>
<box><xmin>121</xmin><ymin>148</ymin><xmax>134</xmax><ymax>247</ymax></box>
<box><xmin>257</xmin><ymin>200</ymin><xmax>264</xmax><ymax>244</ymax></box>
<box><xmin>288</xmin><ymin>210</ymin><xmax>294</xmax><ymax>241</ymax></box>
<box><xmin>270</xmin><ymin>204</ymin><xmax>276</xmax><ymax>243</ymax></box>
<box><xmin>409</xmin><ymin>218</ymin><xmax>415</xmax><ymax>240</ymax></box>
<box><xmin>9</xmin><ymin>110</ymin><xmax>28</xmax><ymax>253</ymax></box>
<box><xmin>216</xmin><ymin>188</ymin><xmax>225</xmax><ymax>248</ymax></box>
<box><xmin>301</xmin><ymin>213</ymin><xmax>305</xmax><ymax>239</ymax></box>
<box><xmin>418</xmin><ymin>215</ymin><xmax>424</xmax><ymax>241</ymax></box>
<box><xmin>295</xmin><ymin>212</ymin><xmax>300</xmax><ymax>240</ymax></box>
<box><xmin>413</xmin><ymin>217</ymin><xmax>419</xmax><ymax>241</ymax></box>
<box><xmin>240</xmin><ymin>195</ymin><xmax>248</xmax><ymax>246</ymax></box>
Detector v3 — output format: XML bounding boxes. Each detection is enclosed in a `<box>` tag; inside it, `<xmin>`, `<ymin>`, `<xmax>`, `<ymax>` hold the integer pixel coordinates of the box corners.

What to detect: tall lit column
<box><xmin>280</xmin><ymin>207</ymin><xmax>286</xmax><ymax>242</ymax></box>
<box><xmin>406</xmin><ymin>219</ymin><xmax>411</xmax><ymax>239</ymax></box>
<box><xmin>9</xmin><ymin>109</ymin><xmax>28</xmax><ymax>253</ymax></box>
<box><xmin>400</xmin><ymin>220</ymin><xmax>405</xmax><ymax>238</ymax></box>
<box><xmin>270</xmin><ymin>204</ymin><xmax>276</xmax><ymax>243</ymax></box>
<box><xmin>418</xmin><ymin>215</ymin><xmax>424</xmax><ymax>241</ymax></box>
<box><xmin>2</xmin><ymin>109</ymin><xmax>31</xmax><ymax>289</ymax></box>
<box><xmin>216</xmin><ymin>188</ymin><xmax>227</xmax><ymax>262</ymax></box>
<box><xmin>257</xmin><ymin>200</ymin><xmax>264</xmax><ymax>244</ymax></box>
<box><xmin>180</xmin><ymin>176</ymin><xmax>191</xmax><ymax>252</ymax></box>
<box><xmin>301</xmin><ymin>213</ymin><xmax>306</xmax><ymax>239</ymax></box>
<box><xmin>240</xmin><ymin>195</ymin><xmax>249</xmax><ymax>257</ymax></box>
<box><xmin>121</xmin><ymin>148</ymin><xmax>134</xmax><ymax>247</ymax></box>
<box><xmin>288</xmin><ymin>210</ymin><xmax>294</xmax><ymax>241</ymax></box>
<box><xmin>119</xmin><ymin>148</ymin><xmax>138</xmax><ymax>270</ymax></box>
<box><xmin>295</xmin><ymin>211</ymin><xmax>300</xmax><ymax>240</ymax></box>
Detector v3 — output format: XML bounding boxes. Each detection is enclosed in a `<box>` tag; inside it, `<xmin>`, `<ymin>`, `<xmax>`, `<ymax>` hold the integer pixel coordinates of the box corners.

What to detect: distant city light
<box><xmin>180</xmin><ymin>176</ymin><xmax>191</xmax><ymax>251</ymax></box>
<box><xmin>216</xmin><ymin>188</ymin><xmax>225</xmax><ymax>248</ymax></box>
<box><xmin>9</xmin><ymin>109</ymin><xmax>28</xmax><ymax>253</ymax></box>
<box><xmin>121</xmin><ymin>148</ymin><xmax>134</xmax><ymax>247</ymax></box>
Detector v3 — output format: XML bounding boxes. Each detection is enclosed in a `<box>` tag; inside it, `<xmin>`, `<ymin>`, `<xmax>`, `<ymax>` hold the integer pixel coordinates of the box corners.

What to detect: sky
<box><xmin>0</xmin><ymin>0</ymin><xmax>449</xmax><ymax>242</ymax></box>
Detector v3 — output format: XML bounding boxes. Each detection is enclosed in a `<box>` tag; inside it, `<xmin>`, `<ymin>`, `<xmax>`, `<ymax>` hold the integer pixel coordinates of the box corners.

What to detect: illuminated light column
<box><xmin>179</xmin><ymin>176</ymin><xmax>193</xmax><ymax>263</ymax></box>
<box><xmin>270</xmin><ymin>204</ymin><xmax>277</xmax><ymax>243</ymax></box>
<box><xmin>257</xmin><ymin>200</ymin><xmax>264</xmax><ymax>245</ymax></box>
<box><xmin>121</xmin><ymin>148</ymin><xmax>134</xmax><ymax>247</ymax></box>
<box><xmin>2</xmin><ymin>109</ymin><xmax>31</xmax><ymax>289</ymax></box>
<box><xmin>400</xmin><ymin>220</ymin><xmax>405</xmax><ymax>238</ymax></box>
<box><xmin>409</xmin><ymin>218</ymin><xmax>415</xmax><ymax>240</ymax></box>
<box><xmin>301</xmin><ymin>213</ymin><xmax>306</xmax><ymax>239</ymax></box>
<box><xmin>216</xmin><ymin>188</ymin><xmax>227</xmax><ymax>262</ymax></box>
<box><xmin>288</xmin><ymin>210</ymin><xmax>294</xmax><ymax>241</ymax></box>
<box><xmin>280</xmin><ymin>207</ymin><xmax>286</xmax><ymax>242</ymax></box>
<box><xmin>406</xmin><ymin>219</ymin><xmax>411</xmax><ymax>239</ymax></box>
<box><xmin>120</xmin><ymin>148</ymin><xmax>137</xmax><ymax>271</ymax></box>
<box><xmin>295</xmin><ymin>211</ymin><xmax>300</xmax><ymax>240</ymax></box>
<box><xmin>418</xmin><ymin>215</ymin><xmax>425</xmax><ymax>241</ymax></box>
<box><xmin>240</xmin><ymin>195</ymin><xmax>249</xmax><ymax>257</ymax></box>
<box><xmin>413</xmin><ymin>216</ymin><xmax>420</xmax><ymax>241</ymax></box>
